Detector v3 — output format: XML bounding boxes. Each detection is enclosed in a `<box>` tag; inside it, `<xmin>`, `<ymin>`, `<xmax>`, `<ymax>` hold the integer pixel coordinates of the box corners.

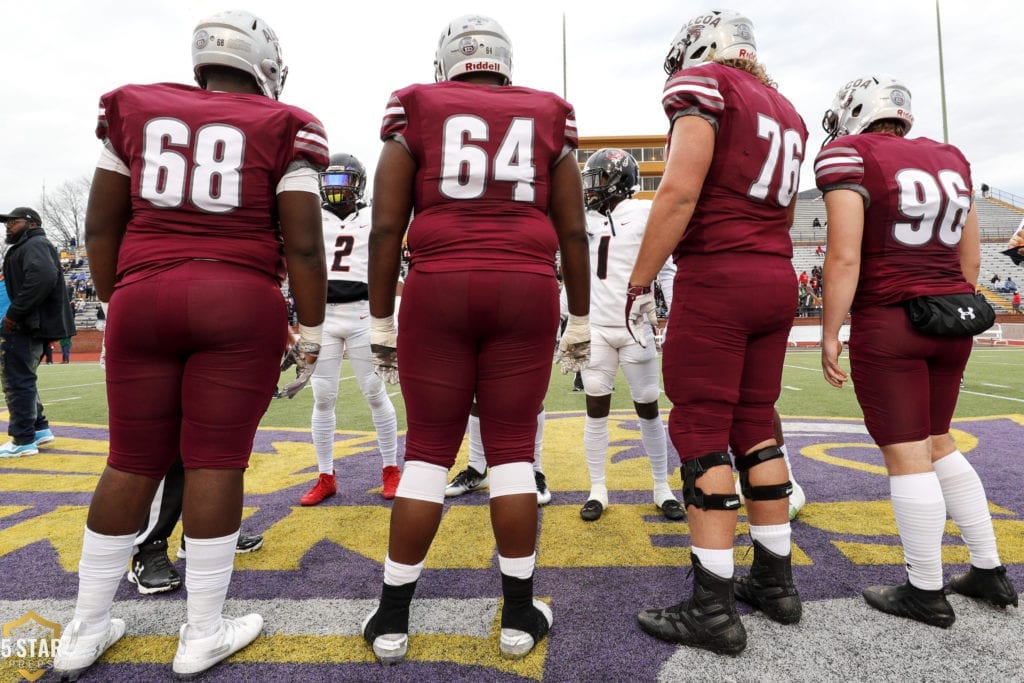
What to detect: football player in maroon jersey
<box><xmin>818</xmin><ymin>75</ymin><xmax>1017</xmax><ymax>627</ymax></box>
<box><xmin>55</xmin><ymin>10</ymin><xmax>328</xmax><ymax>679</ymax></box>
<box><xmin>361</xmin><ymin>14</ymin><xmax>590</xmax><ymax>663</ymax></box>
<box><xmin>627</xmin><ymin>10</ymin><xmax>807</xmax><ymax>655</ymax></box>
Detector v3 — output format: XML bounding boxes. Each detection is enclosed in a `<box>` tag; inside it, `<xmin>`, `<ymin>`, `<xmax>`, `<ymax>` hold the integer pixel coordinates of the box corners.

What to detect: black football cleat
<box><xmin>734</xmin><ymin>540</ymin><xmax>802</xmax><ymax>624</ymax></box>
<box><xmin>637</xmin><ymin>554</ymin><xmax>747</xmax><ymax>655</ymax></box>
<box><xmin>947</xmin><ymin>565</ymin><xmax>1018</xmax><ymax>608</ymax></box>
<box><xmin>862</xmin><ymin>582</ymin><xmax>955</xmax><ymax>628</ymax></box>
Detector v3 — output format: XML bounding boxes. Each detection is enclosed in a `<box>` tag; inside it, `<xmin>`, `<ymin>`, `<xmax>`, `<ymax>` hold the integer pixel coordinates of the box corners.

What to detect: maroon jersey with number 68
<box><xmin>97</xmin><ymin>82</ymin><xmax>329</xmax><ymax>285</ymax></box>
<box><xmin>662</xmin><ymin>62</ymin><xmax>808</xmax><ymax>260</ymax></box>
<box><xmin>814</xmin><ymin>134</ymin><xmax>975</xmax><ymax>310</ymax></box>
<box><xmin>380</xmin><ymin>80</ymin><xmax>578</xmax><ymax>275</ymax></box>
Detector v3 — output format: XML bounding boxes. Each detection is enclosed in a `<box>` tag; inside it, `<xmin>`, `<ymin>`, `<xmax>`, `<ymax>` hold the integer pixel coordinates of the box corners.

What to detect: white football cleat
<box><xmin>172</xmin><ymin>614</ymin><xmax>263</xmax><ymax>676</ymax></box>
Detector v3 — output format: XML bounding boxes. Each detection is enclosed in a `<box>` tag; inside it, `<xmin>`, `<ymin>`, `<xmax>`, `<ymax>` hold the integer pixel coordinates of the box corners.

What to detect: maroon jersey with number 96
<box><xmin>814</xmin><ymin>134</ymin><xmax>975</xmax><ymax>310</ymax></box>
<box><xmin>97</xmin><ymin>82</ymin><xmax>329</xmax><ymax>286</ymax></box>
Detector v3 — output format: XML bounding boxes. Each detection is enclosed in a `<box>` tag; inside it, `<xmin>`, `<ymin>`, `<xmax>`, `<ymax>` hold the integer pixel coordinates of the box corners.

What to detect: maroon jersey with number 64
<box><xmin>380</xmin><ymin>80</ymin><xmax>578</xmax><ymax>275</ymax></box>
<box><xmin>97</xmin><ymin>82</ymin><xmax>329</xmax><ymax>285</ymax></box>
<box><xmin>661</xmin><ymin>62</ymin><xmax>808</xmax><ymax>260</ymax></box>
<box><xmin>815</xmin><ymin>134</ymin><xmax>975</xmax><ymax>310</ymax></box>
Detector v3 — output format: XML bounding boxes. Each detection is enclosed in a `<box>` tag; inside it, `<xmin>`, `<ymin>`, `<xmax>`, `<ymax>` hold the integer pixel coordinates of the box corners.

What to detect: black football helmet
<box><xmin>582</xmin><ymin>148</ymin><xmax>639</xmax><ymax>213</ymax></box>
<box><xmin>319</xmin><ymin>153</ymin><xmax>367</xmax><ymax>208</ymax></box>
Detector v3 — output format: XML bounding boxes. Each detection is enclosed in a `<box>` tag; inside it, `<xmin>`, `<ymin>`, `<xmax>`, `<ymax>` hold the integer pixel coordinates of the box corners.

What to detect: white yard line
<box><xmin>959</xmin><ymin>390</ymin><xmax>1024</xmax><ymax>404</ymax></box>
<box><xmin>783</xmin><ymin>385</ymin><xmax>803</xmax><ymax>391</ymax></box>
<box><xmin>783</xmin><ymin>364</ymin><xmax>822</xmax><ymax>373</ymax></box>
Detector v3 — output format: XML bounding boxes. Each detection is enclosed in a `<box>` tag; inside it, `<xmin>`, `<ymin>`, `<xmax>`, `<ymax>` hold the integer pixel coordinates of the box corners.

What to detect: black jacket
<box><xmin>3</xmin><ymin>227</ymin><xmax>76</xmax><ymax>340</ymax></box>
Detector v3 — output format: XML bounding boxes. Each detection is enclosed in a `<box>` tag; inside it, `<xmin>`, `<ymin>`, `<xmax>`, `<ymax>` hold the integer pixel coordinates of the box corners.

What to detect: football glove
<box><xmin>275</xmin><ymin>322</ymin><xmax>323</xmax><ymax>399</ymax></box>
<box><xmin>625</xmin><ymin>285</ymin><xmax>658</xmax><ymax>348</ymax></box>
<box><xmin>557</xmin><ymin>314</ymin><xmax>590</xmax><ymax>374</ymax></box>
<box><xmin>370</xmin><ymin>315</ymin><xmax>399</xmax><ymax>384</ymax></box>
<box><xmin>274</xmin><ymin>338</ymin><xmax>321</xmax><ymax>399</ymax></box>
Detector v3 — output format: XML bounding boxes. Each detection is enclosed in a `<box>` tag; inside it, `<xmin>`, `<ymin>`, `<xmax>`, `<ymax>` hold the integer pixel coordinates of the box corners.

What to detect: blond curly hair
<box><xmin>718</xmin><ymin>57</ymin><xmax>777</xmax><ymax>90</ymax></box>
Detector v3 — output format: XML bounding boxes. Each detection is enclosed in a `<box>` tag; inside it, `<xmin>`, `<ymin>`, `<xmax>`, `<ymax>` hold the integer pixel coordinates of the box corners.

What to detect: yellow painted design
<box><xmin>799</xmin><ymin>443</ymin><xmax>887</xmax><ymax>475</ymax></box>
<box><xmin>0</xmin><ymin>506</ymin><xmax>87</xmax><ymax>570</ymax></box>
<box><xmin>948</xmin><ymin>428</ymin><xmax>977</xmax><ymax>454</ymax></box>
<box><xmin>244</xmin><ymin>436</ymin><xmax>381</xmax><ymax>495</ymax></box>
<box><xmin>235</xmin><ymin>506</ymin><xmax>390</xmax><ymax>570</ymax></box>
<box><xmin>0</xmin><ymin>506</ymin><xmax>31</xmax><ymax>520</ymax></box>
<box><xmin>427</xmin><ymin>506</ymin><xmax>498</xmax><ymax>569</ymax></box>
<box><xmin>537</xmin><ymin>505</ymin><xmax>812</xmax><ymax>567</ymax></box>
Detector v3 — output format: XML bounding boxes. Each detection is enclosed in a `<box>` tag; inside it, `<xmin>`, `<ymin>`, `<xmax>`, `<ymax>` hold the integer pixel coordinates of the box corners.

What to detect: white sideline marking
<box><xmin>47</xmin><ymin>381</ymin><xmax>106</xmax><ymax>390</ymax></box>
<box><xmin>979</xmin><ymin>382</ymin><xmax>1012</xmax><ymax>389</ymax></box>
<box><xmin>959</xmin><ymin>390</ymin><xmax>1024</xmax><ymax>404</ymax></box>
<box><xmin>783</xmin><ymin>364</ymin><xmax>821</xmax><ymax>373</ymax></box>
<box><xmin>46</xmin><ymin>396</ymin><xmax>82</xmax><ymax>404</ymax></box>
<box><xmin>784</xmin><ymin>385</ymin><xmax>803</xmax><ymax>391</ymax></box>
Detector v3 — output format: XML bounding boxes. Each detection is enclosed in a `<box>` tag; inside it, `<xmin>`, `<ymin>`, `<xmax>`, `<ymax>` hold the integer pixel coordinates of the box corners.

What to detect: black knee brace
<box><xmin>681</xmin><ymin>451</ymin><xmax>741</xmax><ymax>511</ymax></box>
<box><xmin>735</xmin><ymin>445</ymin><xmax>792</xmax><ymax>501</ymax></box>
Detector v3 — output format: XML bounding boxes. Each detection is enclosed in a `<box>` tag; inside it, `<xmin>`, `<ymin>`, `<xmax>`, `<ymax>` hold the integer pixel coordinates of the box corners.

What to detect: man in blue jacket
<box><xmin>0</xmin><ymin>207</ymin><xmax>75</xmax><ymax>456</ymax></box>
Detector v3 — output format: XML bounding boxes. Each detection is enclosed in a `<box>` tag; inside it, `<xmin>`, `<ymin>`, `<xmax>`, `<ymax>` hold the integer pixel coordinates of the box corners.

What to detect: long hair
<box><xmin>718</xmin><ymin>57</ymin><xmax>777</xmax><ymax>89</ymax></box>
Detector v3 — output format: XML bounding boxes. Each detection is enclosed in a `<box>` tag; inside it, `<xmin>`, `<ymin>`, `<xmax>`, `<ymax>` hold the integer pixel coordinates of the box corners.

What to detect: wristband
<box><xmin>298</xmin><ymin>322</ymin><xmax>323</xmax><ymax>346</ymax></box>
<box><xmin>371</xmin><ymin>315</ymin><xmax>396</xmax><ymax>334</ymax></box>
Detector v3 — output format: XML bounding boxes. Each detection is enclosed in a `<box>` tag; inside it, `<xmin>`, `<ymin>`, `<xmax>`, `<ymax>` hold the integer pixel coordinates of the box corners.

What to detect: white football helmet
<box><xmin>434</xmin><ymin>15</ymin><xmax>513</xmax><ymax>85</ymax></box>
<box><xmin>664</xmin><ymin>9</ymin><xmax>757</xmax><ymax>75</ymax></box>
<box><xmin>822</xmin><ymin>75</ymin><xmax>914</xmax><ymax>143</ymax></box>
<box><xmin>192</xmin><ymin>10</ymin><xmax>288</xmax><ymax>100</ymax></box>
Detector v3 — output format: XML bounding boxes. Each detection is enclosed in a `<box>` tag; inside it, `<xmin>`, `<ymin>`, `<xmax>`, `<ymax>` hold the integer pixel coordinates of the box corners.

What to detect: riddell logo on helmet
<box><xmin>465</xmin><ymin>61</ymin><xmax>501</xmax><ymax>73</ymax></box>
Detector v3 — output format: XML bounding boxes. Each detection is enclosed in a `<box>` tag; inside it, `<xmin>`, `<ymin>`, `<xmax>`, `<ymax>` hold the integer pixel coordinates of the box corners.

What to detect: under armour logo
<box><xmin>958</xmin><ymin>307</ymin><xmax>975</xmax><ymax>320</ymax></box>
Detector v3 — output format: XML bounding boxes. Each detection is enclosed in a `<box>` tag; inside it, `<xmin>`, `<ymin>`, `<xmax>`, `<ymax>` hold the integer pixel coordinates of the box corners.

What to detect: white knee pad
<box><xmin>395</xmin><ymin>461</ymin><xmax>448</xmax><ymax>504</ymax></box>
<box><xmin>489</xmin><ymin>462</ymin><xmax>536</xmax><ymax>498</ymax></box>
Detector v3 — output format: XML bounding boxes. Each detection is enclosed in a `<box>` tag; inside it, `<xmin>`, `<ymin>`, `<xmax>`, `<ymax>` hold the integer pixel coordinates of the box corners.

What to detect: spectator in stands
<box><xmin>55</xmin><ymin>10</ymin><xmax>327</xmax><ymax>680</ymax></box>
<box><xmin>818</xmin><ymin>74</ymin><xmax>1017</xmax><ymax>629</ymax></box>
<box><xmin>1013</xmin><ymin>290</ymin><xmax>1021</xmax><ymax>314</ymax></box>
<box><xmin>629</xmin><ymin>10</ymin><xmax>805</xmax><ymax>656</ymax></box>
<box><xmin>812</xmin><ymin>217</ymin><xmax>821</xmax><ymax>228</ymax></box>
<box><xmin>980</xmin><ymin>183</ymin><xmax>989</xmax><ymax>198</ymax></box>
<box><xmin>0</xmin><ymin>206</ymin><xmax>75</xmax><ymax>457</ymax></box>
<box><xmin>1003</xmin><ymin>276</ymin><xmax>1017</xmax><ymax>293</ymax></box>
<box><xmin>799</xmin><ymin>270</ymin><xmax>809</xmax><ymax>286</ymax></box>
<box><xmin>815</xmin><ymin>242</ymin><xmax>824</xmax><ymax>257</ymax></box>
<box><xmin>990</xmin><ymin>274</ymin><xmax>1001</xmax><ymax>287</ymax></box>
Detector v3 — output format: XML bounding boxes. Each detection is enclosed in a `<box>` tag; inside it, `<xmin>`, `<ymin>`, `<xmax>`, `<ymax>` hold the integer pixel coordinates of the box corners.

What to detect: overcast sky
<box><xmin>3</xmin><ymin>0</ymin><xmax>1023</xmax><ymax>213</ymax></box>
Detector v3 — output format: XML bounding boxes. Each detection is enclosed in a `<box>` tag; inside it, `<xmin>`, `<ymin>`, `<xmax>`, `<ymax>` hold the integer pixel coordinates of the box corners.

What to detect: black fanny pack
<box><xmin>903</xmin><ymin>292</ymin><xmax>996</xmax><ymax>337</ymax></box>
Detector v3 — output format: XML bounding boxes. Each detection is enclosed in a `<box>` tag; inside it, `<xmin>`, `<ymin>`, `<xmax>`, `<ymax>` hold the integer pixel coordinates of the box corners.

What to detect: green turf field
<box><xmin>31</xmin><ymin>346</ymin><xmax>1024</xmax><ymax>433</ymax></box>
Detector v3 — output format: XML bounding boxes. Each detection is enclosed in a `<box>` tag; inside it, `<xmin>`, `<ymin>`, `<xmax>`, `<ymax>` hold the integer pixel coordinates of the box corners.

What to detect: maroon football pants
<box><xmin>662</xmin><ymin>254</ymin><xmax>795</xmax><ymax>462</ymax></box>
<box><xmin>849</xmin><ymin>304</ymin><xmax>971</xmax><ymax>446</ymax></box>
<box><xmin>398</xmin><ymin>269</ymin><xmax>559</xmax><ymax>469</ymax></box>
<box><xmin>105</xmin><ymin>260</ymin><xmax>288</xmax><ymax>478</ymax></box>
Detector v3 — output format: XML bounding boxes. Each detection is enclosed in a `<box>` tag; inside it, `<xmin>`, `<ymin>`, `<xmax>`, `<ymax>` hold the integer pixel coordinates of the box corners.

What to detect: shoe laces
<box><xmin>141</xmin><ymin>550</ymin><xmax>174</xmax><ymax>574</ymax></box>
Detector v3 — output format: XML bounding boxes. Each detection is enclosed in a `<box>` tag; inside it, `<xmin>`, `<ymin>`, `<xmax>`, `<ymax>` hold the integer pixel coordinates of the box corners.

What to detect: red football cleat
<box><xmin>300</xmin><ymin>471</ymin><xmax>337</xmax><ymax>506</ymax></box>
<box><xmin>382</xmin><ymin>466</ymin><xmax>401</xmax><ymax>500</ymax></box>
